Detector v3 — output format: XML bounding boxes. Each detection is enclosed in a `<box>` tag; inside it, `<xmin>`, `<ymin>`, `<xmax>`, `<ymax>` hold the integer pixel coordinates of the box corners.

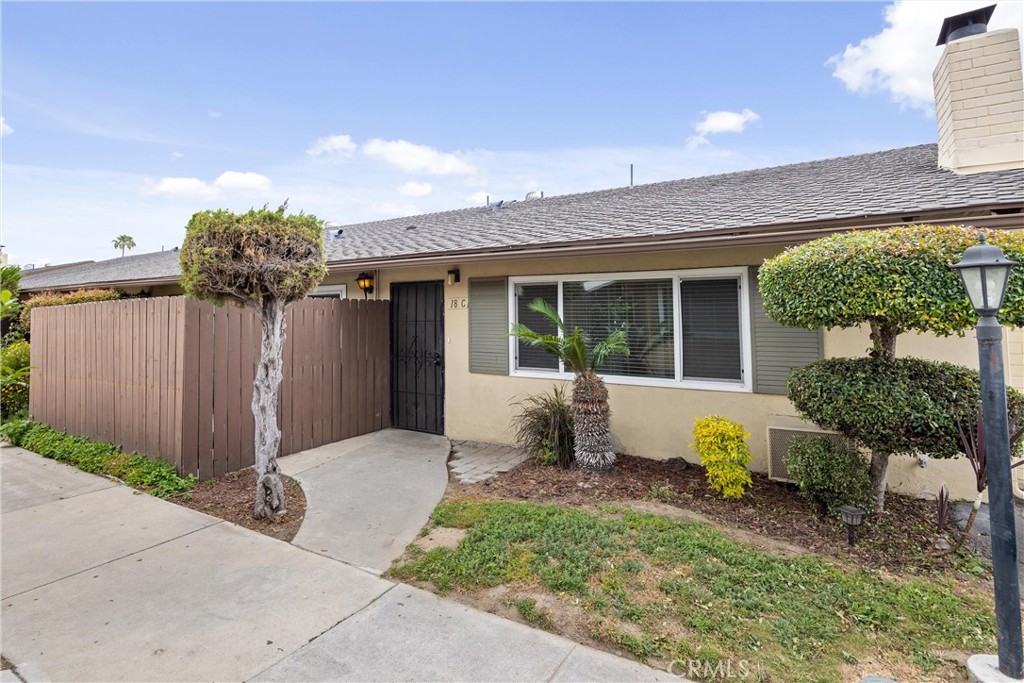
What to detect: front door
<box><xmin>390</xmin><ymin>281</ymin><xmax>445</xmax><ymax>434</ymax></box>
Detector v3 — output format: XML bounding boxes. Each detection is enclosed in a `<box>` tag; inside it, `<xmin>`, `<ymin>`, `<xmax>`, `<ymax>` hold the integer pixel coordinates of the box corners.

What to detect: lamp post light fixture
<box><xmin>952</xmin><ymin>234</ymin><xmax>1023</xmax><ymax>680</ymax></box>
<box><xmin>838</xmin><ymin>505</ymin><xmax>865</xmax><ymax>547</ymax></box>
<box><xmin>355</xmin><ymin>272</ymin><xmax>375</xmax><ymax>299</ymax></box>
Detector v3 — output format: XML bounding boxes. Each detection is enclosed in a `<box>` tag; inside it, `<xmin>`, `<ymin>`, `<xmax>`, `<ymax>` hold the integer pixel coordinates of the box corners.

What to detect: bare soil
<box><xmin>171</xmin><ymin>467</ymin><xmax>306</xmax><ymax>543</ymax></box>
<box><xmin>454</xmin><ymin>454</ymin><xmax>979</xmax><ymax>574</ymax></box>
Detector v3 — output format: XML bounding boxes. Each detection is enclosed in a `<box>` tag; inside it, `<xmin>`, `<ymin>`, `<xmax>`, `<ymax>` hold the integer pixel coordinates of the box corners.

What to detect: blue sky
<box><xmin>2</xmin><ymin>1</ymin><xmax>1023</xmax><ymax>267</ymax></box>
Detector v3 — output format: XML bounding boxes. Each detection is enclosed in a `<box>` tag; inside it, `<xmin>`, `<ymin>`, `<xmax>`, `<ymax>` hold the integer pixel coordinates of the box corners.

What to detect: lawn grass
<box><xmin>391</xmin><ymin>499</ymin><xmax>995</xmax><ymax>683</ymax></box>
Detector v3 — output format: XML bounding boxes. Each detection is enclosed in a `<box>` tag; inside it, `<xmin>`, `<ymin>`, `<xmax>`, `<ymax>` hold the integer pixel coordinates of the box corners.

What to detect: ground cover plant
<box><xmin>460</xmin><ymin>454</ymin><xmax>981</xmax><ymax>573</ymax></box>
<box><xmin>510</xmin><ymin>385</ymin><xmax>575</xmax><ymax>468</ymax></box>
<box><xmin>392</xmin><ymin>499</ymin><xmax>995</xmax><ymax>682</ymax></box>
<box><xmin>2</xmin><ymin>420</ymin><xmax>195</xmax><ymax>498</ymax></box>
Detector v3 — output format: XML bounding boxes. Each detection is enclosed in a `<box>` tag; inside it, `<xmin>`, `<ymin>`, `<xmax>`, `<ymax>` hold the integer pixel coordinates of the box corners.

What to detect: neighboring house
<box><xmin>20</xmin><ymin>20</ymin><xmax>1024</xmax><ymax>500</ymax></box>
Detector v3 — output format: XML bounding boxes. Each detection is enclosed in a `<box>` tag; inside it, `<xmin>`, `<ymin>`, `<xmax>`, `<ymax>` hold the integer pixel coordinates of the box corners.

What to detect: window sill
<box><xmin>509</xmin><ymin>369</ymin><xmax>752</xmax><ymax>393</ymax></box>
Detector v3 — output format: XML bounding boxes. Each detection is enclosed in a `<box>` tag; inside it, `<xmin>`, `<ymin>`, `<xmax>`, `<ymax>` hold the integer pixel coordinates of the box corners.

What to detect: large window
<box><xmin>563</xmin><ymin>278</ymin><xmax>674</xmax><ymax>379</ymax></box>
<box><xmin>509</xmin><ymin>268</ymin><xmax>750</xmax><ymax>391</ymax></box>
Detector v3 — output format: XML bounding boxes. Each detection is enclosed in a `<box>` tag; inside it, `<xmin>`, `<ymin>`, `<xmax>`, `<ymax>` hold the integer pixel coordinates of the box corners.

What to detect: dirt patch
<box><xmin>412</xmin><ymin>527</ymin><xmax>466</xmax><ymax>552</ymax></box>
<box><xmin>171</xmin><ymin>468</ymin><xmax>306</xmax><ymax>543</ymax></box>
<box><xmin>458</xmin><ymin>455</ymin><xmax>978</xmax><ymax>573</ymax></box>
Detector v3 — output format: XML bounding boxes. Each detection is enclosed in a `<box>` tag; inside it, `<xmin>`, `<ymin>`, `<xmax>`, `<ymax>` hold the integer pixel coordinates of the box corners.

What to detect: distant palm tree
<box><xmin>512</xmin><ymin>299</ymin><xmax>629</xmax><ymax>471</ymax></box>
<box><xmin>113</xmin><ymin>235</ymin><xmax>136</xmax><ymax>257</ymax></box>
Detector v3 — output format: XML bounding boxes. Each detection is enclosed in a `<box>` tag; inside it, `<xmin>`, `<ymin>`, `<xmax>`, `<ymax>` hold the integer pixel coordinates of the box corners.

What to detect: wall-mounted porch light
<box><xmin>447</xmin><ymin>268</ymin><xmax>461</xmax><ymax>286</ymax></box>
<box><xmin>355</xmin><ymin>272</ymin><xmax>375</xmax><ymax>299</ymax></box>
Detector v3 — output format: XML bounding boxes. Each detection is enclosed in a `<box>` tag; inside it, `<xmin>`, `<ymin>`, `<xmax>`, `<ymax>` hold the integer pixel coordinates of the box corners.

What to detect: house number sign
<box><xmin>448</xmin><ymin>298</ymin><xmax>467</xmax><ymax>310</ymax></box>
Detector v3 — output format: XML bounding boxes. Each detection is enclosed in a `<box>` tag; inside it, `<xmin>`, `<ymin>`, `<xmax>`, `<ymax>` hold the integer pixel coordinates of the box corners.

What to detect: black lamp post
<box><xmin>952</xmin><ymin>235</ymin><xmax>1023</xmax><ymax>680</ymax></box>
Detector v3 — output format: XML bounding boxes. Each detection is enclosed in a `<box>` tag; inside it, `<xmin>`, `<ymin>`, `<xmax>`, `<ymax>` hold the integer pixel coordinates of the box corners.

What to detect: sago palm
<box><xmin>511</xmin><ymin>298</ymin><xmax>629</xmax><ymax>471</ymax></box>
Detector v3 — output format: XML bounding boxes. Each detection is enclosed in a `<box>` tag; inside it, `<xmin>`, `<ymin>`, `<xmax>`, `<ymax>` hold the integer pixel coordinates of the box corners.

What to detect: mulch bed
<box><xmin>172</xmin><ymin>468</ymin><xmax>306</xmax><ymax>543</ymax></box>
<box><xmin>457</xmin><ymin>455</ymin><xmax>968</xmax><ymax>573</ymax></box>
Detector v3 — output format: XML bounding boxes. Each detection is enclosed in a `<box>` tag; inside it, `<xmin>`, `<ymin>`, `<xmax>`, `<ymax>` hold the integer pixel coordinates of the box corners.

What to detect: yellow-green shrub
<box><xmin>1</xmin><ymin>339</ymin><xmax>31</xmax><ymax>417</ymax></box>
<box><xmin>20</xmin><ymin>289</ymin><xmax>121</xmax><ymax>332</ymax></box>
<box><xmin>691</xmin><ymin>415</ymin><xmax>753</xmax><ymax>500</ymax></box>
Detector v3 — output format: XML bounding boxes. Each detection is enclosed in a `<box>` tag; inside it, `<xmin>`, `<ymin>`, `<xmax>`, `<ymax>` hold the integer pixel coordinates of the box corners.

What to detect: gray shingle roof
<box><xmin>323</xmin><ymin>144</ymin><xmax>1023</xmax><ymax>262</ymax></box>
<box><xmin>19</xmin><ymin>144</ymin><xmax>1024</xmax><ymax>291</ymax></box>
<box><xmin>20</xmin><ymin>250</ymin><xmax>182</xmax><ymax>292</ymax></box>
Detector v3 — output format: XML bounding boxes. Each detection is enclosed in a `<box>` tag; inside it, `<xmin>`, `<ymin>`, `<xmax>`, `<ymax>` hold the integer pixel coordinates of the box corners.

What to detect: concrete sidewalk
<box><xmin>1</xmin><ymin>443</ymin><xmax>683</xmax><ymax>682</ymax></box>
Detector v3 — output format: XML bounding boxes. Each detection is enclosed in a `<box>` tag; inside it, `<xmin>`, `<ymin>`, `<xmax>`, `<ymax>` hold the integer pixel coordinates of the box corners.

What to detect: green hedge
<box><xmin>788</xmin><ymin>357</ymin><xmax>1024</xmax><ymax>459</ymax></box>
<box><xmin>1</xmin><ymin>420</ymin><xmax>195</xmax><ymax>498</ymax></box>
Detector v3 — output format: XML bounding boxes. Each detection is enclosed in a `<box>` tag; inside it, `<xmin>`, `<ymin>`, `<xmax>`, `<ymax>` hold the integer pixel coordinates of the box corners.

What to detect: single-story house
<box><xmin>20</xmin><ymin>20</ymin><xmax>1024</xmax><ymax>500</ymax></box>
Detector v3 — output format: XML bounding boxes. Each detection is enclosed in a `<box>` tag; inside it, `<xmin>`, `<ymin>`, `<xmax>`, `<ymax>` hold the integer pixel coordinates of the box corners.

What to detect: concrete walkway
<box><xmin>279</xmin><ymin>428</ymin><xmax>450</xmax><ymax>574</ymax></box>
<box><xmin>1</xmin><ymin>442</ymin><xmax>684</xmax><ymax>682</ymax></box>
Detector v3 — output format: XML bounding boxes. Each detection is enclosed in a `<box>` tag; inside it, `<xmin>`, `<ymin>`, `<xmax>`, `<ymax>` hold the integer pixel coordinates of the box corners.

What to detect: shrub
<box><xmin>1</xmin><ymin>339</ymin><xmax>31</xmax><ymax>417</ymax></box>
<box><xmin>510</xmin><ymin>385</ymin><xmax>574</xmax><ymax>468</ymax></box>
<box><xmin>759</xmin><ymin>225</ymin><xmax>1024</xmax><ymax>339</ymax></box>
<box><xmin>788</xmin><ymin>357</ymin><xmax>1024</xmax><ymax>460</ymax></box>
<box><xmin>785</xmin><ymin>436</ymin><xmax>873</xmax><ymax>517</ymax></box>
<box><xmin>691</xmin><ymin>415</ymin><xmax>753</xmax><ymax>500</ymax></box>
<box><xmin>6</xmin><ymin>421</ymin><xmax>195</xmax><ymax>498</ymax></box>
<box><xmin>20</xmin><ymin>288</ymin><xmax>121</xmax><ymax>332</ymax></box>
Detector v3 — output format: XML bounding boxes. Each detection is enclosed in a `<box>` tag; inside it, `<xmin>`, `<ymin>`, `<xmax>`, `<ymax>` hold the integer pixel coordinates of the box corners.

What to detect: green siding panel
<box><xmin>469</xmin><ymin>277</ymin><xmax>509</xmax><ymax>375</ymax></box>
<box><xmin>749</xmin><ymin>266</ymin><xmax>823</xmax><ymax>394</ymax></box>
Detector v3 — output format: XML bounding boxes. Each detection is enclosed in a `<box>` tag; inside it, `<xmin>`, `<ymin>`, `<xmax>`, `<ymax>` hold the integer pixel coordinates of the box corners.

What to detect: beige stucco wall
<box><xmin>323</xmin><ymin>244</ymin><xmax>1024</xmax><ymax>502</ymax></box>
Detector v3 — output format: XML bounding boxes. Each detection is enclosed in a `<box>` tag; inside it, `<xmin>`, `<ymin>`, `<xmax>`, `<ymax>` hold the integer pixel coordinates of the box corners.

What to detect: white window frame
<box><xmin>308</xmin><ymin>284</ymin><xmax>348</xmax><ymax>299</ymax></box>
<box><xmin>507</xmin><ymin>267</ymin><xmax>752</xmax><ymax>393</ymax></box>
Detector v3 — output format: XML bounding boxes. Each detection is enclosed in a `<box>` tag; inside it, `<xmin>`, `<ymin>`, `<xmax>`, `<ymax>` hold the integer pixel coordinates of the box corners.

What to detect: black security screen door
<box><xmin>390</xmin><ymin>281</ymin><xmax>445</xmax><ymax>434</ymax></box>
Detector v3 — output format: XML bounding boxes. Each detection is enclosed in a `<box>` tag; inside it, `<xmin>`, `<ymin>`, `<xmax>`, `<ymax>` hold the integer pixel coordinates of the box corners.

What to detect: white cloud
<box><xmin>171</xmin><ymin>151</ymin><xmax>184</xmax><ymax>160</ymax></box>
<box><xmin>827</xmin><ymin>1</ymin><xmax>1024</xmax><ymax>111</ymax></box>
<box><xmin>398</xmin><ymin>181</ymin><xmax>432</xmax><ymax>197</ymax></box>
<box><xmin>0</xmin><ymin>117</ymin><xmax>12</xmax><ymax>136</ymax></box>
<box><xmin>209</xmin><ymin>110</ymin><xmax>223</xmax><ymax>119</ymax></box>
<box><xmin>686</xmin><ymin>108</ymin><xmax>760</xmax><ymax>147</ymax></box>
<box><xmin>213</xmin><ymin>171</ymin><xmax>272</xmax><ymax>192</ymax></box>
<box><xmin>147</xmin><ymin>176</ymin><xmax>217</xmax><ymax>199</ymax></box>
<box><xmin>145</xmin><ymin>171</ymin><xmax>271</xmax><ymax>199</ymax></box>
<box><xmin>362</xmin><ymin>138</ymin><xmax>476</xmax><ymax>175</ymax></box>
<box><xmin>306</xmin><ymin>134</ymin><xmax>357</xmax><ymax>158</ymax></box>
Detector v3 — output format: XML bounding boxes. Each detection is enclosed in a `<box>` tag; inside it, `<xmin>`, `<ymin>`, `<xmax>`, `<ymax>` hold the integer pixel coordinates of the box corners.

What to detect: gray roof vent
<box><xmin>525</xmin><ymin>191</ymin><xmax>543</xmax><ymax>201</ymax></box>
<box><xmin>332</xmin><ymin>228</ymin><xmax>344</xmax><ymax>238</ymax></box>
<box><xmin>489</xmin><ymin>200</ymin><xmax>504</xmax><ymax>212</ymax></box>
<box><xmin>937</xmin><ymin>4</ymin><xmax>996</xmax><ymax>45</ymax></box>
<box><xmin>405</xmin><ymin>224</ymin><xmax>417</xmax><ymax>230</ymax></box>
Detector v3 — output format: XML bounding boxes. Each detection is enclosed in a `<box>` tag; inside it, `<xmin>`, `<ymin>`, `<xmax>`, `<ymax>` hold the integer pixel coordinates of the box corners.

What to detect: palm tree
<box><xmin>511</xmin><ymin>299</ymin><xmax>629</xmax><ymax>472</ymax></box>
<box><xmin>112</xmin><ymin>235</ymin><xmax>136</xmax><ymax>257</ymax></box>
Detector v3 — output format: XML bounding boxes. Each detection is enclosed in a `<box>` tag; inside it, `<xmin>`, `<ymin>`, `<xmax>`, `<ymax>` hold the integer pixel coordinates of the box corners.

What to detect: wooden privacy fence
<box><xmin>29</xmin><ymin>296</ymin><xmax>390</xmax><ymax>479</ymax></box>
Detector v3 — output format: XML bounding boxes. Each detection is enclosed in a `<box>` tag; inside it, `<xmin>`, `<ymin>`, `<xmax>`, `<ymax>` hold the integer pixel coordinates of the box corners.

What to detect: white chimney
<box><xmin>933</xmin><ymin>6</ymin><xmax>1024</xmax><ymax>174</ymax></box>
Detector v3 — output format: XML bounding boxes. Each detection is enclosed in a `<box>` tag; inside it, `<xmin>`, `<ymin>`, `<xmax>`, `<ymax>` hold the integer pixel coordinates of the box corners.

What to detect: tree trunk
<box><xmin>571</xmin><ymin>369</ymin><xmax>616</xmax><ymax>472</ymax></box>
<box><xmin>942</xmin><ymin>492</ymin><xmax>983</xmax><ymax>556</ymax></box>
<box><xmin>252</xmin><ymin>298</ymin><xmax>288</xmax><ymax>520</ymax></box>
<box><xmin>869</xmin><ymin>321</ymin><xmax>898</xmax><ymax>361</ymax></box>
<box><xmin>869</xmin><ymin>449</ymin><xmax>890</xmax><ymax>513</ymax></box>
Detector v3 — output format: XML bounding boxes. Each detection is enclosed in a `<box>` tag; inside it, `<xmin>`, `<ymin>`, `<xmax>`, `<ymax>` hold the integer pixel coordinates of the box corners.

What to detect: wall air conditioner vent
<box><xmin>766</xmin><ymin>422</ymin><xmax>848</xmax><ymax>483</ymax></box>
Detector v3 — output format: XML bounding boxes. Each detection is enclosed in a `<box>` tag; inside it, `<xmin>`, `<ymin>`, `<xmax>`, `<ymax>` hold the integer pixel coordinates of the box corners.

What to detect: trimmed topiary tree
<box><xmin>180</xmin><ymin>203</ymin><xmax>326</xmax><ymax>519</ymax></box>
<box><xmin>760</xmin><ymin>225</ymin><xmax>1024</xmax><ymax>511</ymax></box>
